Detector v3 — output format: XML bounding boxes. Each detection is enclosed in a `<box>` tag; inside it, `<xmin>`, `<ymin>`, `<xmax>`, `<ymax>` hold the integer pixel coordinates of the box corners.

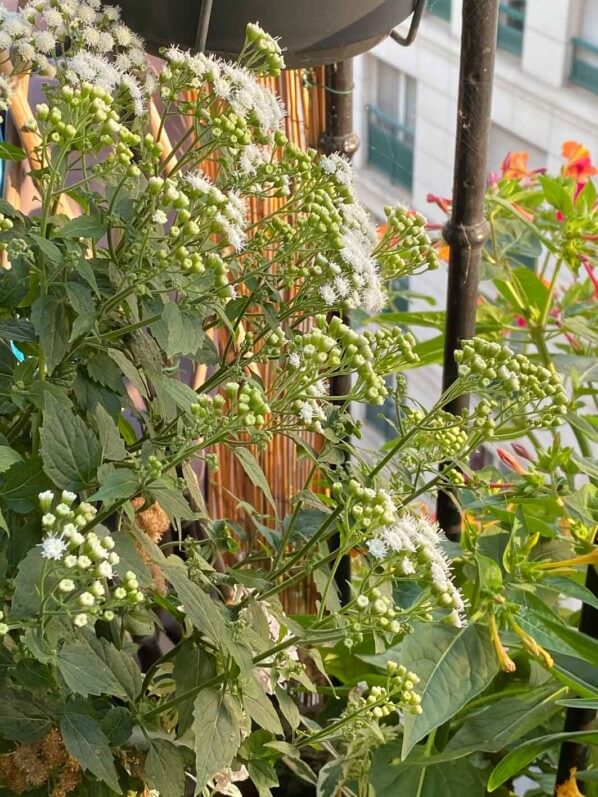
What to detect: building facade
<box><xmin>352</xmin><ymin>0</ymin><xmax>598</xmax><ymax>442</ymax></box>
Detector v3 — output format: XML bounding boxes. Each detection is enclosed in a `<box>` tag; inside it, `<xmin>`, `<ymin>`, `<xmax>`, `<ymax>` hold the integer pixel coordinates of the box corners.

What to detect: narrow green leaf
<box><xmin>31</xmin><ymin>295</ymin><xmax>70</xmax><ymax>374</ymax></box>
<box><xmin>60</xmin><ymin>711</ymin><xmax>121</xmax><ymax>793</ymax></box>
<box><xmin>488</xmin><ymin>730</ymin><xmax>598</xmax><ymax>791</ymax></box>
<box><xmin>29</xmin><ymin>232</ymin><xmax>62</xmax><ymax>265</ymax></box>
<box><xmin>234</xmin><ymin>447</ymin><xmax>277</xmax><ymax>514</ymax></box>
<box><xmin>543</xmin><ymin>576</ymin><xmax>598</xmax><ymax>612</ymax></box>
<box><xmin>241</xmin><ymin>674</ymin><xmax>283</xmax><ymax>734</ymax></box>
<box><xmin>0</xmin><ymin>141</ymin><xmax>26</xmax><ymax>160</ymax></box>
<box><xmin>193</xmin><ymin>688</ymin><xmax>241</xmax><ymax>793</ymax></box>
<box><xmin>94</xmin><ymin>405</ymin><xmax>127</xmax><ymax>461</ymax></box>
<box><xmin>275</xmin><ymin>685</ymin><xmax>301</xmax><ymax>730</ymax></box>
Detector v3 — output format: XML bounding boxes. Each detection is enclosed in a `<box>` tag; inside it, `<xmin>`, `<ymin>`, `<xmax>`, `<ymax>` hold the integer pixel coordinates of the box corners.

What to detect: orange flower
<box><xmin>561</xmin><ymin>140</ymin><xmax>598</xmax><ymax>183</ymax></box>
<box><xmin>501</xmin><ymin>151</ymin><xmax>530</xmax><ymax>180</ymax></box>
<box><xmin>497</xmin><ymin>448</ymin><xmax>526</xmax><ymax>475</ymax></box>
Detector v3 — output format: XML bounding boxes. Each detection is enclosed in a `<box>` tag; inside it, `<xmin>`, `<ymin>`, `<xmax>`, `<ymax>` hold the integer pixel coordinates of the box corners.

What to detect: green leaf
<box><xmin>0</xmin><ymin>456</ymin><xmax>48</xmax><ymax>513</ymax></box>
<box><xmin>0</xmin><ymin>445</ymin><xmax>23</xmax><ymax>473</ymax></box>
<box><xmin>488</xmin><ymin>730</ymin><xmax>598</xmax><ymax>791</ymax></box>
<box><xmin>161</xmin><ymin>557</ymin><xmax>234</xmax><ymax>652</ymax></box>
<box><xmin>57</xmin><ymin>641</ymin><xmax>128</xmax><ymax>698</ymax></box>
<box><xmin>557</xmin><ymin>698</ymin><xmax>598</xmax><ymax>709</ymax></box>
<box><xmin>56</xmin><ymin>215</ymin><xmax>105</xmax><ymax>239</ymax></box>
<box><xmin>88</xmin><ymin>636</ymin><xmax>142</xmax><ymax>701</ymax></box>
<box><xmin>542</xmin><ymin>575</ymin><xmax>598</xmax><ymax>612</ymax></box>
<box><xmin>516</xmin><ymin>603</ymin><xmax>598</xmax><ymax>664</ymax></box>
<box><xmin>11</xmin><ymin>548</ymin><xmax>54</xmax><ymax>619</ymax></box>
<box><xmin>100</xmin><ymin>706</ymin><xmax>133</xmax><ymax>746</ymax></box>
<box><xmin>0</xmin><ymin>141</ymin><xmax>26</xmax><ymax>160</ymax></box>
<box><xmin>173</xmin><ymin>640</ymin><xmax>217</xmax><ymax>734</ymax></box>
<box><xmin>145</xmin><ymin>738</ymin><xmax>186</xmax><ymax>797</ymax></box>
<box><xmin>364</xmin><ymin>623</ymin><xmax>499</xmax><ymax>758</ymax></box>
<box><xmin>89</xmin><ymin>469</ymin><xmax>139</xmax><ymax>502</ymax></box>
<box><xmin>370</xmin><ymin>741</ymin><xmax>484</xmax><ymax>797</ymax></box>
<box><xmin>40</xmin><ymin>394</ymin><xmax>102</xmax><ymax>489</ymax></box>
<box><xmin>31</xmin><ymin>295</ymin><xmax>70</xmax><ymax>374</ymax></box>
<box><xmin>234</xmin><ymin>447</ymin><xmax>277</xmax><ymax>515</ymax></box>
<box><xmin>151</xmin><ymin>302</ymin><xmax>202</xmax><ymax>357</ymax></box>
<box><xmin>552</xmin><ymin>653</ymin><xmax>598</xmax><ymax>697</ymax></box>
<box><xmin>539</xmin><ymin>174</ymin><xmax>574</xmax><ymax>215</ymax></box>
<box><xmin>275</xmin><ymin>685</ymin><xmax>301</xmax><ymax>730</ymax></box>
<box><xmin>241</xmin><ymin>673</ymin><xmax>283</xmax><ymax>734</ymax></box>
<box><xmin>29</xmin><ymin>232</ymin><xmax>62</xmax><ymax>266</ymax></box>
<box><xmin>248</xmin><ymin>759</ymin><xmax>279</xmax><ymax>797</ymax></box>
<box><xmin>60</xmin><ymin>711</ymin><xmax>121</xmax><ymax>793</ymax></box>
<box><xmin>317</xmin><ymin>758</ymin><xmax>348</xmax><ymax>797</ymax></box>
<box><xmin>0</xmin><ymin>690</ymin><xmax>52</xmax><ymax>742</ymax></box>
<box><xmin>94</xmin><ymin>405</ymin><xmax>127</xmax><ymax>461</ymax></box>
<box><xmin>66</xmin><ymin>281</ymin><xmax>95</xmax><ymax>314</ymax></box>
<box><xmin>193</xmin><ymin>688</ymin><xmax>241</xmax><ymax>793</ymax></box>
<box><xmin>445</xmin><ymin>685</ymin><xmax>564</xmax><ymax>755</ymax></box>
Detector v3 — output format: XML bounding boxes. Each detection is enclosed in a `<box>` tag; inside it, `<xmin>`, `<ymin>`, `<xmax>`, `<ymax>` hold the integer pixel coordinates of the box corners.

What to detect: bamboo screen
<box><xmin>3</xmin><ymin>66</ymin><xmax>328</xmax><ymax>615</ymax></box>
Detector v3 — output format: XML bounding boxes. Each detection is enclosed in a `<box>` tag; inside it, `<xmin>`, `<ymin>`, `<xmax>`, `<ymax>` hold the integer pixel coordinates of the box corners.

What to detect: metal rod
<box><xmin>555</xmin><ymin>558</ymin><xmax>598</xmax><ymax>794</ymax></box>
<box><xmin>436</xmin><ymin>0</ymin><xmax>499</xmax><ymax>541</ymax></box>
<box><xmin>195</xmin><ymin>0</ymin><xmax>214</xmax><ymax>53</ymax></box>
<box><xmin>319</xmin><ymin>60</ymin><xmax>358</xmax><ymax>606</ymax></box>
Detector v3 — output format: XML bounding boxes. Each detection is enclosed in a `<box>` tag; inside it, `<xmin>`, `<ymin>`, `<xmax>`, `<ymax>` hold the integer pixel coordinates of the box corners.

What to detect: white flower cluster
<box><xmin>0</xmin><ymin>0</ymin><xmax>149</xmax><ymax>119</ymax></box>
<box><xmin>37</xmin><ymin>490</ymin><xmax>144</xmax><ymax>628</ymax></box>
<box><xmin>366</xmin><ymin>513</ymin><xmax>467</xmax><ymax>626</ymax></box>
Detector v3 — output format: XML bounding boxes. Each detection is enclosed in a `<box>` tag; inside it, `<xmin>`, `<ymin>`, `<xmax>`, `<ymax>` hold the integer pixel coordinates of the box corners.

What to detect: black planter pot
<box><xmin>119</xmin><ymin>0</ymin><xmax>417</xmax><ymax>67</ymax></box>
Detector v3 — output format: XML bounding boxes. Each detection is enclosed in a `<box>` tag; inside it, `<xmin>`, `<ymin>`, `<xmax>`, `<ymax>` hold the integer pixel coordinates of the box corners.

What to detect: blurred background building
<box><xmin>352</xmin><ymin>0</ymin><xmax>598</xmax><ymax>445</ymax></box>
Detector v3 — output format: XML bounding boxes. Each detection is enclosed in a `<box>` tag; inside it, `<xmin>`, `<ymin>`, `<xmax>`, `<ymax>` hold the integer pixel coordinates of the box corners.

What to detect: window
<box><xmin>497</xmin><ymin>0</ymin><xmax>526</xmax><ymax>56</ymax></box>
<box><xmin>367</xmin><ymin>61</ymin><xmax>416</xmax><ymax>190</ymax></box>
<box><xmin>428</xmin><ymin>0</ymin><xmax>451</xmax><ymax>22</ymax></box>
<box><xmin>571</xmin><ymin>1</ymin><xmax>598</xmax><ymax>94</ymax></box>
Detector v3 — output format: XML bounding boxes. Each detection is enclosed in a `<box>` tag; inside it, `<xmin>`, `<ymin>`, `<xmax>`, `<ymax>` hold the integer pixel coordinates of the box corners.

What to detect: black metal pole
<box><xmin>555</xmin><ymin>559</ymin><xmax>598</xmax><ymax>794</ymax></box>
<box><xmin>436</xmin><ymin>0</ymin><xmax>499</xmax><ymax>541</ymax></box>
<box><xmin>319</xmin><ymin>60</ymin><xmax>358</xmax><ymax>606</ymax></box>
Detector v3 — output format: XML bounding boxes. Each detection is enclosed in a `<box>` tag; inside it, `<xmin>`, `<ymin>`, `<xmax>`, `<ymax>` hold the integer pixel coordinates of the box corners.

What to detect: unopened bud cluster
<box><xmin>455</xmin><ymin>338</ymin><xmax>568</xmax><ymax>427</ymax></box>
<box><xmin>379</xmin><ymin>206</ymin><xmax>440</xmax><ymax>275</ymax></box>
<box><xmin>33</xmin><ymin>491</ymin><xmax>144</xmax><ymax>629</ymax></box>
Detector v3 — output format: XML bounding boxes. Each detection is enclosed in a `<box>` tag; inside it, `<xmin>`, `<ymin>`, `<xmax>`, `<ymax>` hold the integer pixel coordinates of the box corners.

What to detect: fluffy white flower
<box><xmin>96</xmin><ymin>560</ymin><xmax>114</xmax><ymax>579</ymax></box>
<box><xmin>366</xmin><ymin>538</ymin><xmax>388</xmax><ymax>560</ymax></box>
<box><xmin>40</xmin><ymin>535</ymin><xmax>67</xmax><ymax>561</ymax></box>
<box><xmin>288</xmin><ymin>352</ymin><xmax>301</xmax><ymax>368</ymax></box>
<box><xmin>73</xmin><ymin>613</ymin><xmax>88</xmax><ymax>627</ymax></box>
<box><xmin>42</xmin><ymin>8</ymin><xmax>63</xmax><ymax>27</ymax></box>
<box><xmin>112</xmin><ymin>23</ymin><xmax>134</xmax><ymax>46</ymax></box>
<box><xmin>152</xmin><ymin>210</ymin><xmax>168</xmax><ymax>225</ymax></box>
<box><xmin>320</xmin><ymin>284</ymin><xmax>337</xmax><ymax>306</ymax></box>
<box><xmin>81</xmin><ymin>26</ymin><xmax>101</xmax><ymax>47</ymax></box>
<box><xmin>33</xmin><ymin>30</ymin><xmax>56</xmax><ymax>54</ymax></box>
<box><xmin>297</xmin><ymin>402</ymin><xmax>314</xmax><ymax>424</ymax></box>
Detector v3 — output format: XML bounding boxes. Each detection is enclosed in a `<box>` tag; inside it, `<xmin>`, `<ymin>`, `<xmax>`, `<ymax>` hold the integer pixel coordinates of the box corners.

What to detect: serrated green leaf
<box><xmin>100</xmin><ymin>706</ymin><xmax>133</xmax><ymax>746</ymax></box>
<box><xmin>88</xmin><ymin>637</ymin><xmax>142</xmax><ymax>701</ymax></box>
<box><xmin>145</xmin><ymin>738</ymin><xmax>186</xmax><ymax>797</ymax></box>
<box><xmin>57</xmin><ymin>641</ymin><xmax>127</xmax><ymax>697</ymax></box>
<box><xmin>40</xmin><ymin>394</ymin><xmax>101</xmax><ymax>489</ymax></box>
<box><xmin>488</xmin><ymin>730</ymin><xmax>598</xmax><ymax>791</ymax></box>
<box><xmin>248</xmin><ymin>759</ymin><xmax>279</xmax><ymax>797</ymax></box>
<box><xmin>193</xmin><ymin>688</ymin><xmax>241</xmax><ymax>793</ymax></box>
<box><xmin>0</xmin><ymin>690</ymin><xmax>53</xmax><ymax>742</ymax></box>
<box><xmin>0</xmin><ymin>456</ymin><xmax>48</xmax><ymax>513</ymax></box>
<box><xmin>60</xmin><ymin>711</ymin><xmax>121</xmax><ymax>792</ymax></box>
<box><xmin>11</xmin><ymin>548</ymin><xmax>55</xmax><ymax>619</ymax></box>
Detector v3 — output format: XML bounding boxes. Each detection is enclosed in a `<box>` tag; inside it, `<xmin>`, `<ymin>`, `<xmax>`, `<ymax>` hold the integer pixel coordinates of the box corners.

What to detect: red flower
<box><xmin>561</xmin><ymin>140</ymin><xmax>598</xmax><ymax>184</ymax></box>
